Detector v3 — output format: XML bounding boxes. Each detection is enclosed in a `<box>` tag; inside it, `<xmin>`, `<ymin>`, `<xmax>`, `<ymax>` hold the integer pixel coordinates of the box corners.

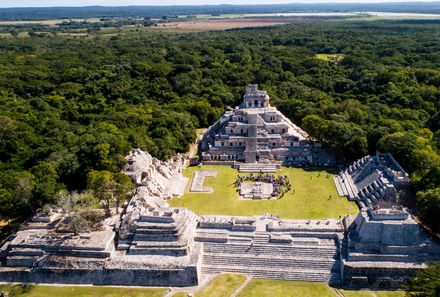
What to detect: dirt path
<box><xmin>230</xmin><ymin>275</ymin><xmax>252</xmax><ymax>297</ymax></box>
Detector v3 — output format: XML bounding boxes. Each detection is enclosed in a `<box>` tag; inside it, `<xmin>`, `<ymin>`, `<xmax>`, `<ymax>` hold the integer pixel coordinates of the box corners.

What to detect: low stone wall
<box><xmin>343</xmin><ymin>264</ymin><xmax>422</xmax><ymax>288</ymax></box>
<box><xmin>0</xmin><ymin>266</ymin><xmax>199</xmax><ymax>287</ymax></box>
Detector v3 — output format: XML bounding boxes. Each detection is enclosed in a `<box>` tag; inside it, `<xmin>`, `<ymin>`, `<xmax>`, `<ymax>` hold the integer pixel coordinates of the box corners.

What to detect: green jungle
<box><xmin>0</xmin><ymin>20</ymin><xmax>439</xmax><ymax>236</ymax></box>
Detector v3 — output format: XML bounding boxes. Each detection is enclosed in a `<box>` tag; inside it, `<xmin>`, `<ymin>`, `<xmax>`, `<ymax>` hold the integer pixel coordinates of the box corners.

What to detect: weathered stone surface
<box><xmin>342</xmin><ymin>207</ymin><xmax>440</xmax><ymax>288</ymax></box>
<box><xmin>334</xmin><ymin>153</ymin><xmax>410</xmax><ymax>208</ymax></box>
<box><xmin>200</xmin><ymin>85</ymin><xmax>333</xmax><ymax>165</ymax></box>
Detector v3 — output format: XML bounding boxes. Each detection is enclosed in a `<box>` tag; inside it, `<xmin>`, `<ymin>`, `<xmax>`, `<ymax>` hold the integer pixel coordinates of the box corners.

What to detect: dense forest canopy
<box><xmin>0</xmin><ymin>20</ymin><xmax>439</xmax><ymax>232</ymax></box>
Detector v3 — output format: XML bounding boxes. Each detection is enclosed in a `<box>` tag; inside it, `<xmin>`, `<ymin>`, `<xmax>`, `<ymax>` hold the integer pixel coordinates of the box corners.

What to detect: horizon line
<box><xmin>2</xmin><ymin>1</ymin><xmax>440</xmax><ymax>9</ymax></box>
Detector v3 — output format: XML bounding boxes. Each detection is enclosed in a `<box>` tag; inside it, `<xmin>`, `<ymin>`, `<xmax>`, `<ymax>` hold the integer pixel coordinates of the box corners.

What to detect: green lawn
<box><xmin>376</xmin><ymin>291</ymin><xmax>406</xmax><ymax>297</ymax></box>
<box><xmin>237</xmin><ymin>279</ymin><xmax>336</xmax><ymax>297</ymax></box>
<box><xmin>0</xmin><ymin>284</ymin><xmax>166</xmax><ymax>297</ymax></box>
<box><xmin>338</xmin><ymin>290</ymin><xmax>375</xmax><ymax>297</ymax></box>
<box><xmin>172</xmin><ymin>293</ymin><xmax>189</xmax><ymax>297</ymax></box>
<box><xmin>195</xmin><ymin>273</ymin><xmax>247</xmax><ymax>297</ymax></box>
<box><xmin>170</xmin><ymin>165</ymin><xmax>358</xmax><ymax>219</ymax></box>
<box><xmin>338</xmin><ymin>289</ymin><xmax>406</xmax><ymax>297</ymax></box>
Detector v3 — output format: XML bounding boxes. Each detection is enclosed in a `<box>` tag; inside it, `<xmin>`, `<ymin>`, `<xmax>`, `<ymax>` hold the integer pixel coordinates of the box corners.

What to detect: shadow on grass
<box><xmin>1</xmin><ymin>284</ymin><xmax>35</xmax><ymax>297</ymax></box>
<box><xmin>298</xmin><ymin>166</ymin><xmax>339</xmax><ymax>174</ymax></box>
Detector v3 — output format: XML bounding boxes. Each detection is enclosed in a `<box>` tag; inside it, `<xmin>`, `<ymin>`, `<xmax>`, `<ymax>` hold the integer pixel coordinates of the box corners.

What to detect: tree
<box><xmin>0</xmin><ymin>188</ymin><xmax>15</xmax><ymax>223</ymax></box>
<box><xmin>0</xmin><ymin>170</ymin><xmax>35</xmax><ymax>213</ymax></box>
<box><xmin>31</xmin><ymin>162</ymin><xmax>59</xmax><ymax>207</ymax></box>
<box><xmin>113</xmin><ymin>173</ymin><xmax>134</xmax><ymax>214</ymax></box>
<box><xmin>301</xmin><ymin>114</ymin><xmax>329</xmax><ymax>142</ymax></box>
<box><xmin>416</xmin><ymin>188</ymin><xmax>440</xmax><ymax>234</ymax></box>
<box><xmin>405</xmin><ymin>262</ymin><xmax>440</xmax><ymax>297</ymax></box>
<box><xmin>377</xmin><ymin>132</ymin><xmax>420</xmax><ymax>173</ymax></box>
<box><xmin>87</xmin><ymin>170</ymin><xmax>115</xmax><ymax>217</ymax></box>
<box><xmin>56</xmin><ymin>190</ymin><xmax>101</xmax><ymax>235</ymax></box>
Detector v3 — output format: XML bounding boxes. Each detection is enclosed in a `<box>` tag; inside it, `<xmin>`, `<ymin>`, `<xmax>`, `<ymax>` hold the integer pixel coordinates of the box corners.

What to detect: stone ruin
<box><xmin>189</xmin><ymin>170</ymin><xmax>217</xmax><ymax>193</ymax></box>
<box><xmin>125</xmin><ymin>149</ymin><xmax>189</xmax><ymax>199</ymax></box>
<box><xmin>0</xmin><ymin>148</ymin><xmax>438</xmax><ymax>289</ymax></box>
<box><xmin>195</xmin><ymin>215</ymin><xmax>344</xmax><ymax>284</ymax></box>
<box><xmin>342</xmin><ymin>206</ymin><xmax>440</xmax><ymax>287</ymax></box>
<box><xmin>200</xmin><ymin>84</ymin><xmax>334</xmax><ymax>166</ymax></box>
<box><xmin>0</xmin><ymin>149</ymin><xmax>198</xmax><ymax>287</ymax></box>
<box><xmin>334</xmin><ymin>152</ymin><xmax>410</xmax><ymax>208</ymax></box>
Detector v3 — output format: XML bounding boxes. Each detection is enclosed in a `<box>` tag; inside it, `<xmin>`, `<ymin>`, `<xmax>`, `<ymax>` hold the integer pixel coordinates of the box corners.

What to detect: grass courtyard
<box><xmin>0</xmin><ymin>277</ymin><xmax>407</xmax><ymax>297</ymax></box>
<box><xmin>0</xmin><ymin>284</ymin><xmax>165</xmax><ymax>297</ymax></box>
<box><xmin>172</xmin><ymin>275</ymin><xmax>407</xmax><ymax>297</ymax></box>
<box><xmin>169</xmin><ymin>165</ymin><xmax>358</xmax><ymax>219</ymax></box>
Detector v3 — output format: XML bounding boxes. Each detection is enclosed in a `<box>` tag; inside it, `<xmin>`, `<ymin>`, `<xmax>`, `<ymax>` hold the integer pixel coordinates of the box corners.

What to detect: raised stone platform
<box><xmin>240</xmin><ymin>182</ymin><xmax>273</xmax><ymax>199</ymax></box>
<box><xmin>189</xmin><ymin>170</ymin><xmax>217</xmax><ymax>193</ymax></box>
<box><xmin>342</xmin><ymin>207</ymin><xmax>440</xmax><ymax>287</ymax></box>
<box><xmin>196</xmin><ymin>215</ymin><xmax>343</xmax><ymax>285</ymax></box>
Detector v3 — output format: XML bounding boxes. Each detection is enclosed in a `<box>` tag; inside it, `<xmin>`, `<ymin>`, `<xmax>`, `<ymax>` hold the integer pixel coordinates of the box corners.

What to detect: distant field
<box><xmin>170</xmin><ymin>165</ymin><xmax>358</xmax><ymax>219</ymax></box>
<box><xmin>316</xmin><ymin>54</ymin><xmax>345</xmax><ymax>62</ymax></box>
<box><xmin>149</xmin><ymin>18</ymin><xmax>316</xmax><ymax>32</ymax></box>
<box><xmin>0</xmin><ymin>18</ymin><xmax>101</xmax><ymax>26</ymax></box>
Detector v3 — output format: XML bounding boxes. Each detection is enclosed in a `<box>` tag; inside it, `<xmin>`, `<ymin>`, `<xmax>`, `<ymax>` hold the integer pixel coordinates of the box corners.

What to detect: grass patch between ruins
<box><xmin>236</xmin><ymin>279</ymin><xmax>336</xmax><ymax>297</ymax></box>
<box><xmin>195</xmin><ymin>273</ymin><xmax>247</xmax><ymax>297</ymax></box>
<box><xmin>0</xmin><ymin>284</ymin><xmax>166</xmax><ymax>297</ymax></box>
<box><xmin>170</xmin><ymin>165</ymin><xmax>358</xmax><ymax>219</ymax></box>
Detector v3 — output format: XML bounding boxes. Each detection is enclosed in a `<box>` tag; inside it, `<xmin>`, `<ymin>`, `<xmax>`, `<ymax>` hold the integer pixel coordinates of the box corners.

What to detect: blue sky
<box><xmin>0</xmin><ymin>0</ymin><xmax>437</xmax><ymax>8</ymax></box>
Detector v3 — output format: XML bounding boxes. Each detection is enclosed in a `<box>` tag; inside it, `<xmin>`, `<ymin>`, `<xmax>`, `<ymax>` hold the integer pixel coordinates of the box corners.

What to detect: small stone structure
<box><xmin>240</xmin><ymin>182</ymin><xmax>274</xmax><ymax>199</ymax></box>
<box><xmin>200</xmin><ymin>85</ymin><xmax>334</xmax><ymax>165</ymax></box>
<box><xmin>334</xmin><ymin>153</ymin><xmax>409</xmax><ymax>208</ymax></box>
<box><xmin>342</xmin><ymin>207</ymin><xmax>440</xmax><ymax>287</ymax></box>
<box><xmin>189</xmin><ymin>170</ymin><xmax>217</xmax><ymax>193</ymax></box>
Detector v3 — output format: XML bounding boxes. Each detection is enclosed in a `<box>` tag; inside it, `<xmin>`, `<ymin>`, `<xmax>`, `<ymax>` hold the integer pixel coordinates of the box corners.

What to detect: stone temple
<box><xmin>334</xmin><ymin>153</ymin><xmax>410</xmax><ymax>208</ymax></box>
<box><xmin>200</xmin><ymin>84</ymin><xmax>333</xmax><ymax>166</ymax></box>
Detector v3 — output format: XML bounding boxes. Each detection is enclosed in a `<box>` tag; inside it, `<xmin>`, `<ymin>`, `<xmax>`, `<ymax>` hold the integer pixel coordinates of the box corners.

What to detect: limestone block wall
<box><xmin>343</xmin><ymin>264</ymin><xmax>422</xmax><ymax>288</ymax></box>
<box><xmin>0</xmin><ymin>266</ymin><xmax>199</xmax><ymax>287</ymax></box>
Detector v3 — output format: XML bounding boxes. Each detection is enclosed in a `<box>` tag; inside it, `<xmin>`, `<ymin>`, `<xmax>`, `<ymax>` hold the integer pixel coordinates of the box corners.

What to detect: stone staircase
<box><xmin>121</xmin><ymin>208</ymin><xmax>198</xmax><ymax>256</ymax></box>
<box><xmin>334</xmin><ymin>155</ymin><xmax>397</xmax><ymax>208</ymax></box>
<box><xmin>239</xmin><ymin>163</ymin><xmax>277</xmax><ymax>173</ymax></box>
<box><xmin>201</xmin><ymin>240</ymin><xmax>341</xmax><ymax>285</ymax></box>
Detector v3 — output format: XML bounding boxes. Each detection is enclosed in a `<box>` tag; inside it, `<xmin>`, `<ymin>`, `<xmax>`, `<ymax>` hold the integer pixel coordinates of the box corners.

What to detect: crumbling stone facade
<box><xmin>200</xmin><ymin>85</ymin><xmax>334</xmax><ymax>165</ymax></box>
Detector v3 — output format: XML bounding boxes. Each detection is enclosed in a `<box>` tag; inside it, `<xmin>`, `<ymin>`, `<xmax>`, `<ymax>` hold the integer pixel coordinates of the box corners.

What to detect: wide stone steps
<box><xmin>253</xmin><ymin>234</ymin><xmax>270</xmax><ymax>244</ymax></box>
<box><xmin>203</xmin><ymin>253</ymin><xmax>339</xmax><ymax>270</ymax></box>
<box><xmin>201</xmin><ymin>265</ymin><xmax>335</xmax><ymax>283</ymax></box>
<box><xmin>239</xmin><ymin>164</ymin><xmax>277</xmax><ymax>173</ymax></box>
<box><xmin>203</xmin><ymin>243</ymin><xmax>338</xmax><ymax>258</ymax></box>
<box><xmin>348</xmin><ymin>252</ymin><xmax>412</xmax><ymax>262</ymax></box>
<box><xmin>333</xmin><ymin>176</ymin><xmax>346</xmax><ymax>197</ymax></box>
<box><xmin>9</xmin><ymin>248</ymin><xmax>45</xmax><ymax>257</ymax></box>
<box><xmin>128</xmin><ymin>246</ymin><xmax>187</xmax><ymax>256</ymax></box>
